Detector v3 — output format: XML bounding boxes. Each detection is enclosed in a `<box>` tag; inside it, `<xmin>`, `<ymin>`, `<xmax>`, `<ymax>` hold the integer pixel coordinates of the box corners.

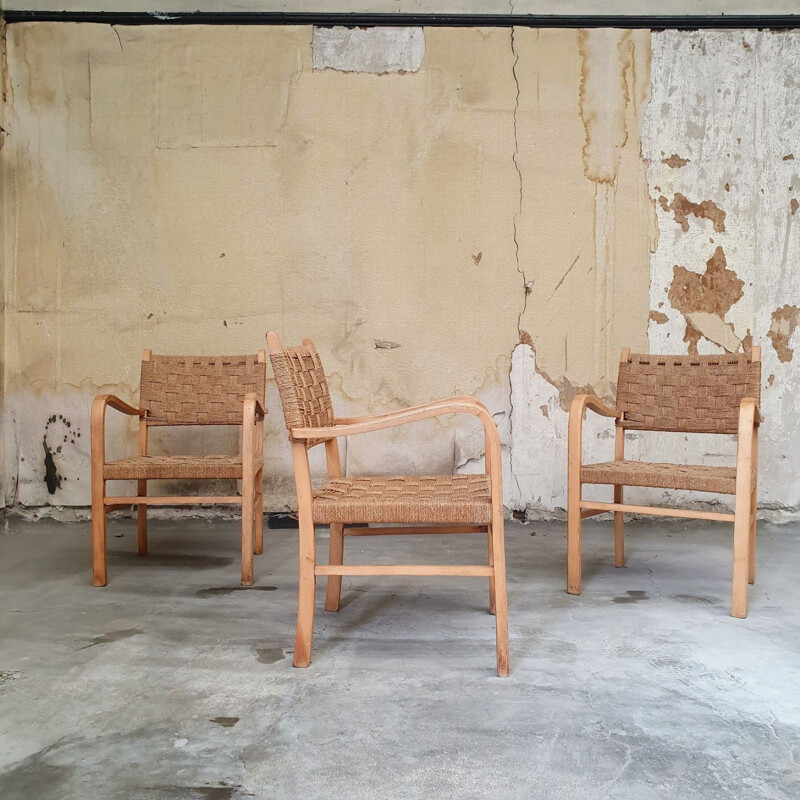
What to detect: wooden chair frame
<box><xmin>567</xmin><ymin>346</ymin><xmax>762</xmax><ymax>618</ymax></box>
<box><xmin>91</xmin><ymin>349</ymin><xmax>266</xmax><ymax>587</ymax></box>
<box><xmin>267</xmin><ymin>333</ymin><xmax>509</xmax><ymax>677</ymax></box>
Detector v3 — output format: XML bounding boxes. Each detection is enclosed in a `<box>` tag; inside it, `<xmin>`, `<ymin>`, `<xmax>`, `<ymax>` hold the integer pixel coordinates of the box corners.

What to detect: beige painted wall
<box><xmin>1</xmin><ymin>21</ymin><xmax>797</xmax><ymax>518</ymax></box>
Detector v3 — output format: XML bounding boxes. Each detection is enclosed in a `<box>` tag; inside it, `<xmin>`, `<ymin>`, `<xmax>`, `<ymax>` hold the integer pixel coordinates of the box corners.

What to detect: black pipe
<box><xmin>2</xmin><ymin>11</ymin><xmax>798</xmax><ymax>30</ymax></box>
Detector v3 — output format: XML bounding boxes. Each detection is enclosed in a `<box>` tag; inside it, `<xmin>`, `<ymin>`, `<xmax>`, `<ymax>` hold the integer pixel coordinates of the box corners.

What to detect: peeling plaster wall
<box><xmin>1</xmin><ymin>22</ymin><xmax>798</xmax><ymax>519</ymax></box>
<box><xmin>642</xmin><ymin>30</ymin><xmax>800</xmax><ymax>515</ymax></box>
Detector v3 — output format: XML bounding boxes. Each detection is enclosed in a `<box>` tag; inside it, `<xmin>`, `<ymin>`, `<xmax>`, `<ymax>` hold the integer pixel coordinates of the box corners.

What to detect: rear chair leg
<box><xmin>254</xmin><ymin>487</ymin><xmax>264</xmax><ymax>556</ymax></box>
<box><xmin>137</xmin><ymin>479</ymin><xmax>148</xmax><ymax>556</ymax></box>
<box><xmin>294</xmin><ymin>515</ymin><xmax>316</xmax><ymax>667</ymax></box>
<box><xmin>324</xmin><ymin>523</ymin><xmax>344</xmax><ymax>612</ymax></box>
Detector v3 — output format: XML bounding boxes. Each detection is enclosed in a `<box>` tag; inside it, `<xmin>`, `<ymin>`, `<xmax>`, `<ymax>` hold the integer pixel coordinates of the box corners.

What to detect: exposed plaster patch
<box><xmin>685</xmin><ymin>311</ymin><xmax>741</xmax><ymax>353</ymax></box>
<box><xmin>658</xmin><ymin>192</ymin><xmax>726</xmax><ymax>233</ymax></box>
<box><xmin>791</xmin><ymin>198</ymin><xmax>798</xmax><ymax>216</ymax></box>
<box><xmin>373</xmin><ymin>340</ymin><xmax>401</xmax><ymax>350</ymax></box>
<box><xmin>311</xmin><ymin>26</ymin><xmax>424</xmax><ymax>74</ymax></box>
<box><xmin>767</xmin><ymin>305</ymin><xmax>800</xmax><ymax>363</ymax></box>
<box><xmin>662</xmin><ymin>154</ymin><xmax>690</xmax><ymax>168</ymax></box>
<box><xmin>668</xmin><ymin>246</ymin><xmax>744</xmax><ymax>319</ymax></box>
<box><xmin>649</xmin><ymin>310</ymin><xmax>669</xmax><ymax>324</ymax></box>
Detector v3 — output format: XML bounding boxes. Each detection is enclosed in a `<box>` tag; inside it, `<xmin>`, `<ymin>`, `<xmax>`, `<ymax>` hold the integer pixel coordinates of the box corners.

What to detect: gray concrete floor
<box><xmin>0</xmin><ymin>515</ymin><xmax>799</xmax><ymax>799</ymax></box>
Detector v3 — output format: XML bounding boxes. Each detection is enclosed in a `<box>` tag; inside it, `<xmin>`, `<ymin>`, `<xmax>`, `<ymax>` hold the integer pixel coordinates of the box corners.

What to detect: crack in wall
<box><xmin>508</xmin><ymin>21</ymin><xmax>525</xmax><ymax>508</ymax></box>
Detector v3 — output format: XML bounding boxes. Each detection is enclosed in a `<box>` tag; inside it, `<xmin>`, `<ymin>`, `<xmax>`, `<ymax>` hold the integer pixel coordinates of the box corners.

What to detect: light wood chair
<box><xmin>567</xmin><ymin>347</ymin><xmax>762</xmax><ymax>617</ymax></box>
<box><xmin>91</xmin><ymin>351</ymin><xmax>267</xmax><ymax>587</ymax></box>
<box><xmin>266</xmin><ymin>332</ymin><xmax>509</xmax><ymax>676</ymax></box>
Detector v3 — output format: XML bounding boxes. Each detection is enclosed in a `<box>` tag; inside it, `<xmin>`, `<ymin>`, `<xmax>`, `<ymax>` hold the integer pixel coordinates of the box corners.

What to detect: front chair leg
<box><xmin>613</xmin><ymin>484</ymin><xmax>624</xmax><ymax>567</ymax></box>
<box><xmin>489</xmin><ymin>518</ymin><xmax>509</xmax><ymax>677</ymax></box>
<box><xmin>91</xmin><ymin>479</ymin><xmax>107</xmax><ymax>587</ymax></box>
<box><xmin>487</xmin><ymin>529</ymin><xmax>496</xmax><ymax>615</ymax></box>
<box><xmin>324</xmin><ymin>523</ymin><xmax>344</xmax><ymax>612</ymax></box>
<box><xmin>566</xmin><ymin>485</ymin><xmax>582</xmax><ymax>595</ymax></box>
<box><xmin>731</xmin><ymin>496</ymin><xmax>752</xmax><ymax>618</ymax></box>
<box><xmin>240</xmin><ymin>478</ymin><xmax>255</xmax><ymax>587</ymax></box>
<box><xmin>294</xmin><ymin>515</ymin><xmax>316</xmax><ymax>667</ymax></box>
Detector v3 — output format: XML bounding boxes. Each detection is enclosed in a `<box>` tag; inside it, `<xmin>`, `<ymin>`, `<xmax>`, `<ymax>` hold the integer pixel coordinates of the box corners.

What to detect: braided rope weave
<box><xmin>140</xmin><ymin>354</ymin><xmax>266</xmax><ymax>426</ymax></box>
<box><xmin>104</xmin><ymin>454</ymin><xmax>243</xmax><ymax>480</ymax></box>
<box><xmin>269</xmin><ymin>345</ymin><xmax>334</xmax><ymax>448</ymax></box>
<box><xmin>313</xmin><ymin>475</ymin><xmax>493</xmax><ymax>524</ymax></box>
<box><xmin>617</xmin><ymin>353</ymin><xmax>761</xmax><ymax>434</ymax></box>
<box><xmin>582</xmin><ymin>461</ymin><xmax>737</xmax><ymax>495</ymax></box>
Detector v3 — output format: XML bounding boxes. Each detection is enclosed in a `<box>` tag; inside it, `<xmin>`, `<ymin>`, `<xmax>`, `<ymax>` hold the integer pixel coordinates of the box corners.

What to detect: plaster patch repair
<box><xmin>311</xmin><ymin>26</ymin><xmax>425</xmax><ymax>74</ymax></box>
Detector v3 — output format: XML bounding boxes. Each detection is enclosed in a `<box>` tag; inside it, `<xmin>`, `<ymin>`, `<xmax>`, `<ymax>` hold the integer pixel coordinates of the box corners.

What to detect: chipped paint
<box><xmin>311</xmin><ymin>26</ymin><xmax>425</xmax><ymax>74</ymax></box>
<box><xmin>767</xmin><ymin>305</ymin><xmax>800</xmax><ymax>363</ymax></box>
<box><xmin>659</xmin><ymin>193</ymin><xmax>726</xmax><ymax>233</ymax></box>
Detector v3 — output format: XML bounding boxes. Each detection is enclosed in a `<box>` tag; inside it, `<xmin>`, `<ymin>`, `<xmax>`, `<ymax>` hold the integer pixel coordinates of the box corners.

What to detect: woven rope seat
<box><xmin>313</xmin><ymin>475</ymin><xmax>493</xmax><ymax>525</ymax></box>
<box><xmin>104</xmin><ymin>454</ymin><xmax>243</xmax><ymax>481</ymax></box>
<box><xmin>581</xmin><ymin>460</ymin><xmax>737</xmax><ymax>495</ymax></box>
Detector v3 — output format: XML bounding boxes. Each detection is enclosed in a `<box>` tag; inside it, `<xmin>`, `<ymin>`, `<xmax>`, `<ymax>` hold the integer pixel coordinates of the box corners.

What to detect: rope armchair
<box><xmin>267</xmin><ymin>332</ymin><xmax>509</xmax><ymax>676</ymax></box>
<box><xmin>567</xmin><ymin>347</ymin><xmax>762</xmax><ymax>617</ymax></box>
<box><xmin>91</xmin><ymin>350</ymin><xmax>267</xmax><ymax>587</ymax></box>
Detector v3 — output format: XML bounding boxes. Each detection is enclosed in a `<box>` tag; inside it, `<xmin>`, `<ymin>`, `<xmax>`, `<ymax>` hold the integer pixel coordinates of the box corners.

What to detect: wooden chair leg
<box><xmin>241</xmin><ymin>413</ymin><xmax>256</xmax><ymax>585</ymax></box>
<box><xmin>324</xmin><ymin>523</ymin><xmax>344</xmax><ymax>612</ymax></box>
<box><xmin>489</xmin><ymin>517</ymin><xmax>509</xmax><ymax>677</ymax></box>
<box><xmin>748</xmin><ymin>497</ymin><xmax>756</xmax><ymax>586</ymax></box>
<box><xmin>294</xmin><ymin>514</ymin><xmax>316</xmax><ymax>668</ymax></box>
<box><xmin>487</xmin><ymin>529</ymin><xmax>496</xmax><ymax>615</ymax></box>
<box><xmin>91</xmin><ymin>479</ymin><xmax>107</xmax><ymax>587</ymax></box>
<box><xmin>613</xmin><ymin>484</ymin><xmax>624</xmax><ymax>567</ymax></box>
<box><xmin>137</xmin><ymin>480</ymin><xmax>148</xmax><ymax>556</ymax></box>
<box><xmin>254</xmin><ymin>418</ymin><xmax>264</xmax><ymax>556</ymax></box>
<box><xmin>567</xmin><ymin>483</ymin><xmax>582</xmax><ymax>595</ymax></box>
<box><xmin>732</xmin><ymin>402</ymin><xmax>756</xmax><ymax>618</ymax></box>
<box><xmin>254</xmin><ymin>489</ymin><xmax>264</xmax><ymax>556</ymax></box>
<box><xmin>748</xmin><ymin>425</ymin><xmax>758</xmax><ymax>585</ymax></box>
<box><xmin>731</xmin><ymin>492</ymin><xmax>751</xmax><ymax>618</ymax></box>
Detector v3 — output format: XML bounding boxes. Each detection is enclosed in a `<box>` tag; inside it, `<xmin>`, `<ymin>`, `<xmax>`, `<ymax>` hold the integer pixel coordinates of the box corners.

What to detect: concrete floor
<box><xmin>0</xmin><ymin>515</ymin><xmax>799</xmax><ymax>799</ymax></box>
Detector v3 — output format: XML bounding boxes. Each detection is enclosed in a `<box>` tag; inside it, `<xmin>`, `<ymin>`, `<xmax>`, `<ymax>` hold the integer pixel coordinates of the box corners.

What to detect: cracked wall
<box><xmin>1</xmin><ymin>22</ymin><xmax>798</xmax><ymax>518</ymax></box>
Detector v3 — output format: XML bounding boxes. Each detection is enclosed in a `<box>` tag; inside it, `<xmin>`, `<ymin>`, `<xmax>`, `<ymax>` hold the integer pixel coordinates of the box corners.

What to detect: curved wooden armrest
<box><xmin>739</xmin><ymin>397</ymin><xmax>762</xmax><ymax>428</ymax></box>
<box><xmin>243</xmin><ymin>393</ymin><xmax>267</xmax><ymax>421</ymax></box>
<box><xmin>332</xmin><ymin>396</ymin><xmax>483</xmax><ymax>427</ymax></box>
<box><xmin>293</xmin><ymin>396</ymin><xmax>493</xmax><ymax>440</ymax></box>
<box><xmin>92</xmin><ymin>394</ymin><xmax>141</xmax><ymax>418</ymax></box>
<box><xmin>569</xmin><ymin>394</ymin><xmax>620</xmax><ymax>421</ymax></box>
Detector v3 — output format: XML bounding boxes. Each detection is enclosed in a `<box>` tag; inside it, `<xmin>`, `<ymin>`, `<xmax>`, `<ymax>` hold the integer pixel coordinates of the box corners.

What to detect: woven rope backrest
<box><xmin>140</xmin><ymin>354</ymin><xmax>266</xmax><ymax>426</ymax></box>
<box><xmin>269</xmin><ymin>344</ymin><xmax>334</xmax><ymax>448</ymax></box>
<box><xmin>616</xmin><ymin>352</ymin><xmax>761</xmax><ymax>434</ymax></box>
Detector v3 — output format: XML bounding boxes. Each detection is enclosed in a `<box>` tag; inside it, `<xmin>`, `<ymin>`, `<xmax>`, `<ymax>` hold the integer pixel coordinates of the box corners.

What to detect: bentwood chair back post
<box><xmin>567</xmin><ymin>348</ymin><xmax>762</xmax><ymax>617</ymax></box>
<box><xmin>267</xmin><ymin>332</ymin><xmax>509</xmax><ymax>676</ymax></box>
<box><xmin>91</xmin><ymin>351</ymin><xmax>267</xmax><ymax>587</ymax></box>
